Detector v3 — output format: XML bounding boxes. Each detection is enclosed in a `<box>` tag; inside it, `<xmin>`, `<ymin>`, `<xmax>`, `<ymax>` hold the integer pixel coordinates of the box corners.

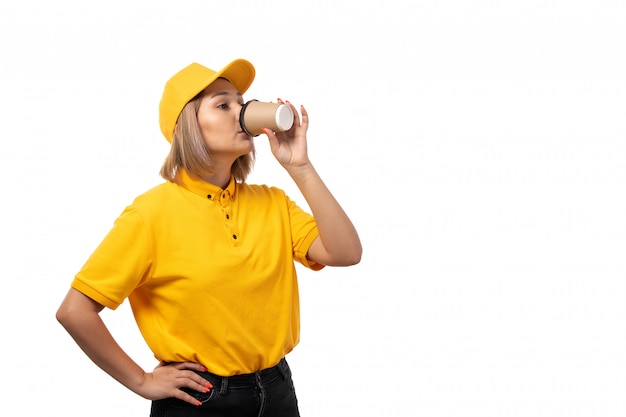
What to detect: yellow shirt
<box><xmin>72</xmin><ymin>170</ymin><xmax>323</xmax><ymax>375</ymax></box>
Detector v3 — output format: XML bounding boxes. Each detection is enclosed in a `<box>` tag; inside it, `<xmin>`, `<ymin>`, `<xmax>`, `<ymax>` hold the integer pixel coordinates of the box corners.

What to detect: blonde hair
<box><xmin>160</xmin><ymin>91</ymin><xmax>255</xmax><ymax>183</ymax></box>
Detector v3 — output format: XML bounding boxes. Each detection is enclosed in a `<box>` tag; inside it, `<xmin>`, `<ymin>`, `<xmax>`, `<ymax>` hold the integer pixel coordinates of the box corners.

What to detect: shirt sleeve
<box><xmin>286</xmin><ymin>196</ymin><xmax>325</xmax><ymax>271</ymax></box>
<box><xmin>72</xmin><ymin>205</ymin><xmax>154</xmax><ymax>309</ymax></box>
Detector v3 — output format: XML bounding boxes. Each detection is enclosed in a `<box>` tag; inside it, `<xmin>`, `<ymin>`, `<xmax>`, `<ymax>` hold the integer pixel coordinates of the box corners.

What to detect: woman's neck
<box><xmin>200</xmin><ymin>171</ymin><xmax>231</xmax><ymax>189</ymax></box>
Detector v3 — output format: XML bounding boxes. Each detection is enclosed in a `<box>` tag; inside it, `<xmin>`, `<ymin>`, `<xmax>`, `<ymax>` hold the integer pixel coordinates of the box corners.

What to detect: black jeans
<box><xmin>150</xmin><ymin>358</ymin><xmax>300</xmax><ymax>417</ymax></box>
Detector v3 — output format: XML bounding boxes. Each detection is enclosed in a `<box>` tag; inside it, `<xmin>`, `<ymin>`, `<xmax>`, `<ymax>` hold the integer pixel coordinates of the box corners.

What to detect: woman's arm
<box><xmin>288</xmin><ymin>163</ymin><xmax>362</xmax><ymax>266</ymax></box>
<box><xmin>263</xmin><ymin>101</ymin><xmax>362</xmax><ymax>267</ymax></box>
<box><xmin>56</xmin><ymin>288</ymin><xmax>212</xmax><ymax>406</ymax></box>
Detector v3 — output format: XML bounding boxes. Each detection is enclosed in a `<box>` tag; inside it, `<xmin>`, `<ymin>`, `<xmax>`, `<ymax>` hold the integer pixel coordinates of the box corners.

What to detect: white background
<box><xmin>1</xmin><ymin>1</ymin><xmax>625</xmax><ymax>416</ymax></box>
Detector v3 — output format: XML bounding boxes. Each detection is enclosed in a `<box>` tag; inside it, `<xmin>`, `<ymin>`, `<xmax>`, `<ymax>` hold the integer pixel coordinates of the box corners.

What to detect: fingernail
<box><xmin>196</xmin><ymin>400</ymin><xmax>202</xmax><ymax>406</ymax></box>
<box><xmin>205</xmin><ymin>382</ymin><xmax>213</xmax><ymax>389</ymax></box>
<box><xmin>201</xmin><ymin>366</ymin><xmax>207</xmax><ymax>372</ymax></box>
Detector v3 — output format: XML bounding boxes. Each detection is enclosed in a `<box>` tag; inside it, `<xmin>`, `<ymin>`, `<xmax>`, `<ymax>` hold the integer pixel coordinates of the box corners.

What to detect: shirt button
<box><xmin>232</xmin><ymin>234</ymin><xmax>237</xmax><ymax>239</ymax></box>
<box><xmin>207</xmin><ymin>194</ymin><xmax>212</xmax><ymax>199</ymax></box>
<box><xmin>226</xmin><ymin>214</ymin><xmax>230</xmax><ymax>219</ymax></box>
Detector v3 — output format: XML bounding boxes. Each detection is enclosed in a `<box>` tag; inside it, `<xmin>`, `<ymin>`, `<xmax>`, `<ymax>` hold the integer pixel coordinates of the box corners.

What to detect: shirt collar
<box><xmin>175</xmin><ymin>169</ymin><xmax>237</xmax><ymax>201</ymax></box>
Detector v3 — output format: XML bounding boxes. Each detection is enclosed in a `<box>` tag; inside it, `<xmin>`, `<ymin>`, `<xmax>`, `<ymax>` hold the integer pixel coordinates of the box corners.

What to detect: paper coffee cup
<box><xmin>240</xmin><ymin>100</ymin><xmax>294</xmax><ymax>136</ymax></box>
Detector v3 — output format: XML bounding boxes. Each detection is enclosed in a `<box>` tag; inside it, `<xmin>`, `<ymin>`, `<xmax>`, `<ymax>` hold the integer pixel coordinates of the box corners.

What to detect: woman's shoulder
<box><xmin>136</xmin><ymin>180</ymin><xmax>177</xmax><ymax>199</ymax></box>
<box><xmin>125</xmin><ymin>181</ymin><xmax>179</xmax><ymax>212</ymax></box>
<box><xmin>238</xmin><ymin>182</ymin><xmax>287</xmax><ymax>198</ymax></box>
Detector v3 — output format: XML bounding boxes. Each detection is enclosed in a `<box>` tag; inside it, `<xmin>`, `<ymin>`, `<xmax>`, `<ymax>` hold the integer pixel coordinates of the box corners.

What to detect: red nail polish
<box><xmin>196</xmin><ymin>400</ymin><xmax>202</xmax><ymax>406</ymax></box>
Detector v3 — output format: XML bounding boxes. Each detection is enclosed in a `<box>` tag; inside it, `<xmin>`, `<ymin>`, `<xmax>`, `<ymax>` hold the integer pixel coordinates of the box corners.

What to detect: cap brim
<box><xmin>215</xmin><ymin>59</ymin><xmax>256</xmax><ymax>95</ymax></box>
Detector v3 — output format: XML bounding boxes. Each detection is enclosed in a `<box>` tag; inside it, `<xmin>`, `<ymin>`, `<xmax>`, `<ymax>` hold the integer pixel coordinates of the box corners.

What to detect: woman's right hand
<box><xmin>140</xmin><ymin>362</ymin><xmax>214</xmax><ymax>406</ymax></box>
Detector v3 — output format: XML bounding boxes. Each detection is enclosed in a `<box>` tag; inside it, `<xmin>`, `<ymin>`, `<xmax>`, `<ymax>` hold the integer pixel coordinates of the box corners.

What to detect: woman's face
<box><xmin>197</xmin><ymin>78</ymin><xmax>254</xmax><ymax>162</ymax></box>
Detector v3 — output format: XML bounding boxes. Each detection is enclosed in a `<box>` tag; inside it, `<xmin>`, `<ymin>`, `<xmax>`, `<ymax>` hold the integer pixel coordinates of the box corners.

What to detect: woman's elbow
<box><xmin>56</xmin><ymin>304</ymin><xmax>73</xmax><ymax>330</ymax></box>
<box><xmin>55</xmin><ymin>288</ymin><xmax>104</xmax><ymax>329</ymax></box>
<box><xmin>347</xmin><ymin>248</ymin><xmax>362</xmax><ymax>265</ymax></box>
<box><xmin>309</xmin><ymin>238</ymin><xmax>362</xmax><ymax>267</ymax></box>
<box><xmin>332</xmin><ymin>246</ymin><xmax>362</xmax><ymax>266</ymax></box>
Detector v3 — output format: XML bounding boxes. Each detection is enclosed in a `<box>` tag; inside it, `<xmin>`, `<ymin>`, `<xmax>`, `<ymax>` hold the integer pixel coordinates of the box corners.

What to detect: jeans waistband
<box><xmin>203</xmin><ymin>358</ymin><xmax>290</xmax><ymax>394</ymax></box>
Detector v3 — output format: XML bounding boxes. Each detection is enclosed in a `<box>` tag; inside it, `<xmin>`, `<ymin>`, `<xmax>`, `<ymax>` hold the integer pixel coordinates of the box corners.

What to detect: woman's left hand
<box><xmin>263</xmin><ymin>99</ymin><xmax>311</xmax><ymax>169</ymax></box>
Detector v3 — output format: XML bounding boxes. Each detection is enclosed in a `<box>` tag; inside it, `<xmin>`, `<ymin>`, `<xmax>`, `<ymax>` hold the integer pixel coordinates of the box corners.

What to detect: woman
<box><xmin>56</xmin><ymin>58</ymin><xmax>362</xmax><ymax>417</ymax></box>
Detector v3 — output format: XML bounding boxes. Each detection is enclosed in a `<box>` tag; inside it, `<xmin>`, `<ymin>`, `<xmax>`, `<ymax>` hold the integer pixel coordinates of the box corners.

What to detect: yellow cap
<box><xmin>159</xmin><ymin>59</ymin><xmax>256</xmax><ymax>142</ymax></box>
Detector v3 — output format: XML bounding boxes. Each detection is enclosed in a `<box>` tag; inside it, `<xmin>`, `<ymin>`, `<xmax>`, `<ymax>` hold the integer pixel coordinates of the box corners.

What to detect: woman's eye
<box><xmin>217</xmin><ymin>103</ymin><xmax>229</xmax><ymax>109</ymax></box>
